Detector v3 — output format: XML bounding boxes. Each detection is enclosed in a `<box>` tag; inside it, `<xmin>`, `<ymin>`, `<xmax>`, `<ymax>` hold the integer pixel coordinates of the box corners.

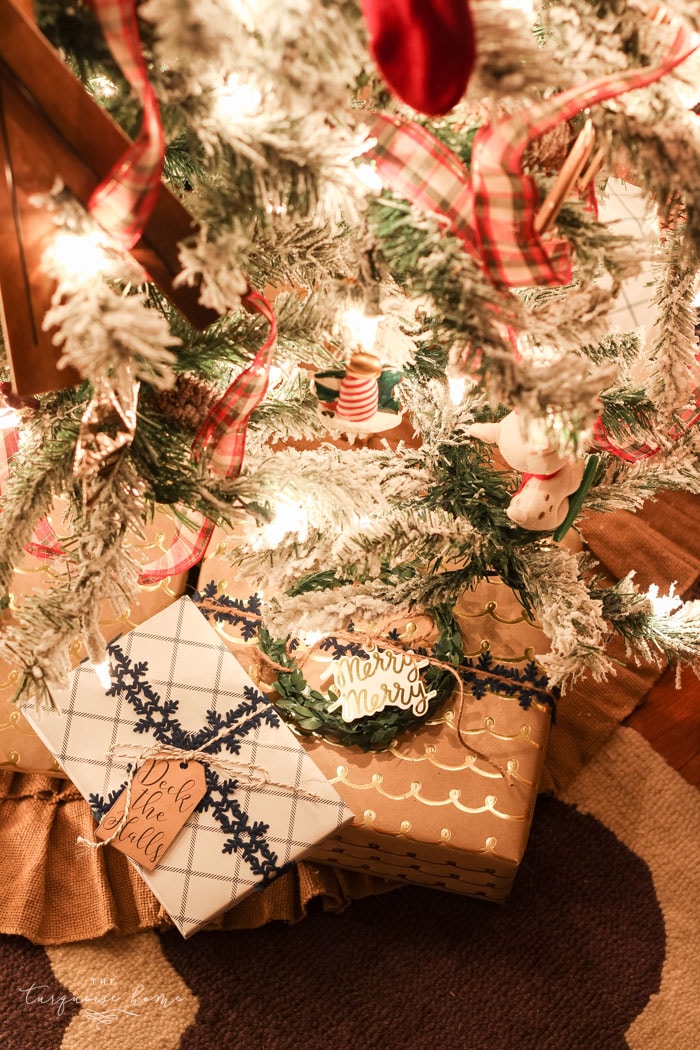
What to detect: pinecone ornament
<box><xmin>152</xmin><ymin>373</ymin><xmax>218</xmax><ymax>432</ymax></box>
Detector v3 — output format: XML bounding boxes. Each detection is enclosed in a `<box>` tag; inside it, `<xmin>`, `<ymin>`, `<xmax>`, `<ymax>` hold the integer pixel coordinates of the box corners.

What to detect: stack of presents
<box><xmin>0</xmin><ymin>516</ymin><xmax>552</xmax><ymax>937</ymax></box>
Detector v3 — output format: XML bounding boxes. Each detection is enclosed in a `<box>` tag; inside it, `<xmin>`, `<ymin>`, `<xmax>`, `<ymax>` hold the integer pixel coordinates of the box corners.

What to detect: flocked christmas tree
<box><xmin>1</xmin><ymin>0</ymin><xmax>700</xmax><ymax>717</ymax></box>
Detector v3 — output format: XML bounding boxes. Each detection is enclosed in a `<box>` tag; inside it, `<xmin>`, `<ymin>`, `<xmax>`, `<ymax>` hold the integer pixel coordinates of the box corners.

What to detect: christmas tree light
<box><xmin>0</xmin><ymin>0</ymin><xmax>699</xmax><ymax>710</ymax></box>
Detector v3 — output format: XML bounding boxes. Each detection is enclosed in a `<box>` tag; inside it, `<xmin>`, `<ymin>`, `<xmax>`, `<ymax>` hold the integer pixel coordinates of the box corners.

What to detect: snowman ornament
<box><xmin>467</xmin><ymin>411</ymin><xmax>585</xmax><ymax>531</ymax></box>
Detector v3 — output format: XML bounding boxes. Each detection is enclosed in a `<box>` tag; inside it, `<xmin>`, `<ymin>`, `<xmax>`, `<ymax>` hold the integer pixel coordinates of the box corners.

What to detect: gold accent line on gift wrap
<box><xmin>351</xmin><ymin>811</ymin><xmax>503</xmax><ymax>853</ymax></box>
<box><xmin>0</xmin><ymin>669</ymin><xmax>21</xmax><ymax>690</ymax></box>
<box><xmin>330</xmin><ymin>767</ymin><xmax>528</xmax><ymax>820</ymax></box>
<box><xmin>458</xmin><ymin>642</ymin><xmax>540</xmax><ymax>664</ymax></box>
<box><xmin>76</xmin><ymin>728</ymin><xmax>333</xmax><ymax>854</ymax></box>
<box><xmin>1</xmin><ymin>748</ymin><xmax>61</xmax><ymax>771</ymax></box>
<box><xmin>315</xmin><ymin>731</ymin><xmax>534</xmax><ymax>786</ymax></box>
<box><xmin>12</xmin><ymin>564</ymin><xmax>60</xmax><ymax>577</ymax></box>
<box><xmin>384</xmin><ymin>747</ymin><xmax>535</xmax><ymax>788</ymax></box>
<box><xmin>389</xmin><ymin>743</ymin><xmax>494</xmax><ymax>774</ymax></box>
<box><xmin>429</xmin><ymin>710</ymin><xmax>545</xmax><ymax>751</ymax></box>
<box><xmin>457</xmin><ymin>600</ymin><xmax>536</xmax><ymax>627</ymax></box>
<box><xmin>0</xmin><ymin>708</ymin><xmax>38</xmax><ymax>736</ymax></box>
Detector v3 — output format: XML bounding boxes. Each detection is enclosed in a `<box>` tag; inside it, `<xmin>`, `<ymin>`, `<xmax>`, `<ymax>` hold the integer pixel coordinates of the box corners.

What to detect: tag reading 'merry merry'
<box><xmin>323</xmin><ymin>648</ymin><xmax>436</xmax><ymax>723</ymax></box>
<box><xmin>96</xmin><ymin>758</ymin><xmax>207</xmax><ymax>872</ymax></box>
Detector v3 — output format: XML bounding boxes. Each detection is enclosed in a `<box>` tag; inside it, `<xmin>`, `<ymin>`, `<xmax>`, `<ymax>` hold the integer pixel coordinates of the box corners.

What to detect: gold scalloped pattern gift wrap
<box><xmin>195</xmin><ymin>538</ymin><xmax>552</xmax><ymax>901</ymax></box>
<box><xmin>302</xmin><ymin>693</ymin><xmax>550</xmax><ymax>901</ymax></box>
<box><xmin>0</xmin><ymin>507</ymin><xmax>188</xmax><ymax>774</ymax></box>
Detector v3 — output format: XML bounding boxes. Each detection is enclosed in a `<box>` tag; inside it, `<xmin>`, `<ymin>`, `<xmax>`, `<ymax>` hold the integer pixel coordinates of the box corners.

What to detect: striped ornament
<box><xmin>336</xmin><ymin>374</ymin><xmax>379</xmax><ymax>422</ymax></box>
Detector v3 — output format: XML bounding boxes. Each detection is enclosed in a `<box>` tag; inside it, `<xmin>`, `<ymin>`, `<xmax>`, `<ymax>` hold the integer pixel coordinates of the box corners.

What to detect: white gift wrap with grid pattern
<box><xmin>22</xmin><ymin>597</ymin><xmax>353</xmax><ymax>937</ymax></box>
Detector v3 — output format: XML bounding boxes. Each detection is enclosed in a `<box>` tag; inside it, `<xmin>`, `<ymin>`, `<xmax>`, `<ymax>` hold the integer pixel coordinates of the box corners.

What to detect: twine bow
<box><xmin>78</xmin><ymin>721</ymin><xmax>329</xmax><ymax>854</ymax></box>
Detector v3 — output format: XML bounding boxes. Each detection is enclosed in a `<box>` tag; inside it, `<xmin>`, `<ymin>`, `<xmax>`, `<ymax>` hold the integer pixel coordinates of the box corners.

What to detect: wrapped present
<box><xmin>0</xmin><ymin>508</ymin><xmax>189</xmax><ymax>774</ymax></box>
<box><xmin>21</xmin><ymin>596</ymin><xmax>353</xmax><ymax>936</ymax></box>
<box><xmin>282</xmin><ymin>600</ymin><xmax>550</xmax><ymax>899</ymax></box>
<box><xmin>193</xmin><ymin>537</ymin><xmax>553</xmax><ymax>901</ymax></box>
<box><xmin>301</xmin><ymin>689</ymin><xmax>550</xmax><ymax>900</ymax></box>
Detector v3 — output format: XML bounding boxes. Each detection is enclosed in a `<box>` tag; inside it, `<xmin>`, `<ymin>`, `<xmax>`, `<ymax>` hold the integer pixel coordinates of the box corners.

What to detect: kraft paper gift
<box><xmin>22</xmin><ymin>596</ymin><xmax>353</xmax><ymax>936</ymax></box>
<box><xmin>302</xmin><ymin>687</ymin><xmax>551</xmax><ymax>900</ymax></box>
<box><xmin>298</xmin><ymin>581</ymin><xmax>551</xmax><ymax>899</ymax></box>
<box><xmin>193</xmin><ymin>539</ymin><xmax>553</xmax><ymax>901</ymax></box>
<box><xmin>0</xmin><ymin>508</ymin><xmax>188</xmax><ymax>775</ymax></box>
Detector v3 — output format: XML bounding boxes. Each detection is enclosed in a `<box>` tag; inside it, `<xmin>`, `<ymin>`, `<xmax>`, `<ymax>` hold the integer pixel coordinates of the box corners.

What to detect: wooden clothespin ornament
<box><xmin>533</xmin><ymin>118</ymin><xmax>605</xmax><ymax>236</ymax></box>
<box><xmin>0</xmin><ymin>0</ymin><xmax>218</xmax><ymax>396</ymax></box>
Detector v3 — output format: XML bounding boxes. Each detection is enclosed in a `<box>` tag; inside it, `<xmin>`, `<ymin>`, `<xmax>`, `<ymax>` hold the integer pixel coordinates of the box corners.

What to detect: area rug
<box><xmin>0</xmin><ymin>726</ymin><xmax>696</xmax><ymax>1050</ymax></box>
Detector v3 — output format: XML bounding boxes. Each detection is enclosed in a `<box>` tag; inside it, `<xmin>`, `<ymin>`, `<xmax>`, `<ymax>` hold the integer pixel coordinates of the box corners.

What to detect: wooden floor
<box><xmin>627</xmin><ymin>664</ymin><xmax>700</xmax><ymax>787</ymax></box>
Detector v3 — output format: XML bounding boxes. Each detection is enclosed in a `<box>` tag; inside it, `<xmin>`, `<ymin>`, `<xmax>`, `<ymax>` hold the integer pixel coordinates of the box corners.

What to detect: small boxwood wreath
<box><xmin>256</xmin><ymin>606</ymin><xmax>463</xmax><ymax>752</ymax></box>
<box><xmin>192</xmin><ymin>585</ymin><xmax>557</xmax><ymax>752</ymax></box>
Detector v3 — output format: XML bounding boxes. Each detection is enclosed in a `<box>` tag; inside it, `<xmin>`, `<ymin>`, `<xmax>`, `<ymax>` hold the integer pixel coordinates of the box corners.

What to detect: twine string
<box><xmin>250</xmin><ymin>627</ymin><xmax>511</xmax><ymax>781</ymax></box>
<box><xmin>300</xmin><ymin>630</ymin><xmax>510</xmax><ymax>780</ymax></box>
<box><xmin>195</xmin><ymin>599</ymin><xmax>518</xmax><ymax>781</ymax></box>
<box><xmin>77</xmin><ymin>721</ymin><xmax>330</xmax><ymax>855</ymax></box>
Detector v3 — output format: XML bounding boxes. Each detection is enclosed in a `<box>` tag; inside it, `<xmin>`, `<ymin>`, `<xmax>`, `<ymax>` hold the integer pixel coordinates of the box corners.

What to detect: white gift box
<box><xmin>22</xmin><ymin>597</ymin><xmax>353</xmax><ymax>936</ymax></box>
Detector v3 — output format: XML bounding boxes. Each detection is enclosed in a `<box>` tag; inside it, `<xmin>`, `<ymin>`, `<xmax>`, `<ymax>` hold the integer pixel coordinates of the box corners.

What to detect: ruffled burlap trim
<box><xmin>0</xmin><ymin>772</ymin><xmax>393</xmax><ymax>944</ymax></box>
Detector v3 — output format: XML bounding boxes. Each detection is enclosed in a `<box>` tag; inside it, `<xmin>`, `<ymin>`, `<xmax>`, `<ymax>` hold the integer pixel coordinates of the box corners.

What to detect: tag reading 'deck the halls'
<box><xmin>96</xmin><ymin>758</ymin><xmax>208</xmax><ymax>871</ymax></box>
<box><xmin>322</xmin><ymin>648</ymin><xmax>437</xmax><ymax>723</ymax></box>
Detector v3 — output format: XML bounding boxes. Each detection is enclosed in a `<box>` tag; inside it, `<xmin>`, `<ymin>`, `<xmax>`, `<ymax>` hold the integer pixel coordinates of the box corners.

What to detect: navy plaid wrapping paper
<box><xmin>368</xmin><ymin>13</ymin><xmax>697</xmax><ymax>290</ymax></box>
<box><xmin>22</xmin><ymin>596</ymin><xmax>353</xmax><ymax>937</ymax></box>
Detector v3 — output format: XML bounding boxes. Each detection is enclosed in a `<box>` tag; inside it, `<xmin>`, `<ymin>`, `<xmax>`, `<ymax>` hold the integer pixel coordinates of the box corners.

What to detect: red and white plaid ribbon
<box><xmin>368</xmin><ymin>15</ymin><xmax>697</xmax><ymax>288</ymax></box>
<box><xmin>592</xmin><ymin>388</ymin><xmax>700</xmax><ymax>461</ymax></box>
<box><xmin>139</xmin><ymin>290</ymin><xmax>277</xmax><ymax>584</ymax></box>
<box><xmin>87</xmin><ymin>0</ymin><xmax>165</xmax><ymax>248</ymax></box>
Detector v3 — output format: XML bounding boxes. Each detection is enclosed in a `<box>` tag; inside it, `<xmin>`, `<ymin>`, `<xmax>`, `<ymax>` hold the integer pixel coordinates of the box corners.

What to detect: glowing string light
<box><xmin>92</xmin><ymin>660</ymin><xmax>112</xmax><ymax>690</ymax></box>
<box><xmin>48</xmin><ymin>229</ymin><xmax>112</xmax><ymax>281</ymax></box>
<box><xmin>88</xmin><ymin>74</ymin><xmax>118</xmax><ymax>99</ymax></box>
<box><xmin>354</xmin><ymin>162</ymin><xmax>383</xmax><ymax>194</ymax></box>
<box><xmin>254</xmin><ymin>503</ymin><xmax>310</xmax><ymax>550</ymax></box>
<box><xmin>448</xmin><ymin>376</ymin><xmax>466</xmax><ymax>406</ymax></box>
<box><xmin>0</xmin><ymin>406</ymin><xmax>21</xmax><ymax>431</ymax></box>
<box><xmin>344</xmin><ymin>308</ymin><xmax>381</xmax><ymax>353</ymax></box>
<box><xmin>213</xmin><ymin>76</ymin><xmax>262</xmax><ymax>122</ymax></box>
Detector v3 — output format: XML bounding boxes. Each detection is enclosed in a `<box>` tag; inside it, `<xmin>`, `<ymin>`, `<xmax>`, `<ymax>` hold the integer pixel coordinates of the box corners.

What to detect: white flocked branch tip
<box><xmin>646</xmin><ymin>582</ymin><xmax>683</xmax><ymax>617</ymax></box>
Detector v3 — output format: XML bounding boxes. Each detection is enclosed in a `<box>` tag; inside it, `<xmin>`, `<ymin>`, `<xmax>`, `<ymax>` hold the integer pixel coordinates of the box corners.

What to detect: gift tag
<box><xmin>96</xmin><ymin>758</ymin><xmax>207</xmax><ymax>871</ymax></box>
<box><xmin>323</xmin><ymin>648</ymin><xmax>436</xmax><ymax>723</ymax></box>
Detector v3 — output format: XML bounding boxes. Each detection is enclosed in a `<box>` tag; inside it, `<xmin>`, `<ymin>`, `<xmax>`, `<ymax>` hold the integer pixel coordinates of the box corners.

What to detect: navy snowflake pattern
<box><xmin>192</xmin><ymin>583</ymin><xmax>557</xmax><ymax>716</ymax></box>
<box><xmin>457</xmin><ymin>651</ymin><xmax>558</xmax><ymax>715</ymax></box>
<box><xmin>192</xmin><ymin>582</ymin><xmax>262</xmax><ymax>641</ymax></box>
<box><xmin>89</xmin><ymin>639</ymin><xmax>286</xmax><ymax>887</ymax></box>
